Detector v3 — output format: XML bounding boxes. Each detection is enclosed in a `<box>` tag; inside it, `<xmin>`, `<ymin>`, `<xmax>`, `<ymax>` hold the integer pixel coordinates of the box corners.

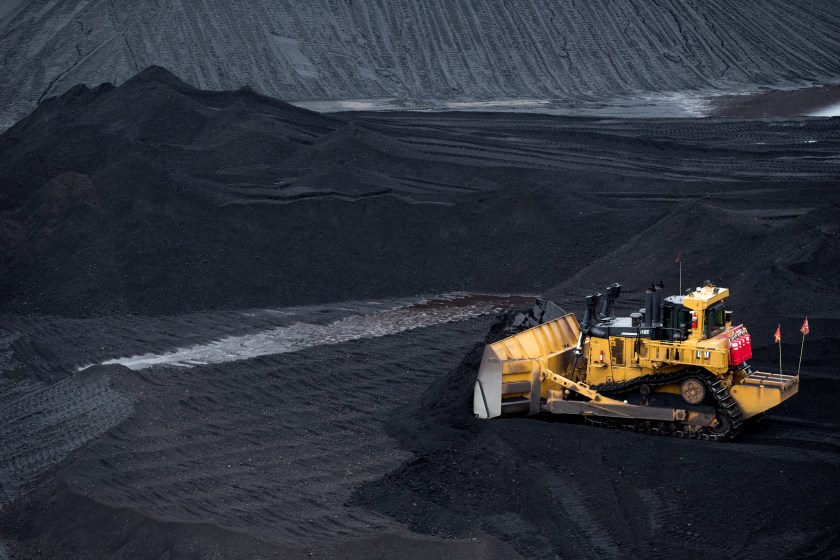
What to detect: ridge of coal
<box><xmin>2</xmin><ymin>1</ymin><xmax>840</xmax><ymax>128</ymax></box>
<box><xmin>1</xmin><ymin>67</ymin><xmax>839</xmax><ymax>326</ymax></box>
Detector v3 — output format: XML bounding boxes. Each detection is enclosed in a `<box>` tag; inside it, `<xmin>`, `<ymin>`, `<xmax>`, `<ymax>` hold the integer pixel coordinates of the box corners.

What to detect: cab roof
<box><xmin>682</xmin><ymin>284</ymin><xmax>729</xmax><ymax>311</ymax></box>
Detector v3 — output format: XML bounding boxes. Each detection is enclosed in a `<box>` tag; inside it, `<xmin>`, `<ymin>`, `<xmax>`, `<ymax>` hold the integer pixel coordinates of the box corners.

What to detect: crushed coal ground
<box><xmin>353</xmin><ymin>310</ymin><xmax>840</xmax><ymax>560</ymax></box>
<box><xmin>2</xmin><ymin>67</ymin><xmax>839</xmax><ymax>332</ymax></box>
<box><xmin>0</xmin><ymin>68</ymin><xmax>839</xmax><ymax>559</ymax></box>
<box><xmin>2</xmin><ymin>0</ymin><xmax>840</xmax><ymax>129</ymax></box>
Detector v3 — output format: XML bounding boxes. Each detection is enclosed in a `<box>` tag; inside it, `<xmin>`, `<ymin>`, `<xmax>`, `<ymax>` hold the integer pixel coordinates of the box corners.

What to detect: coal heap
<box><xmin>2</xmin><ymin>66</ymin><xmax>839</xmax><ymax>326</ymax></box>
<box><xmin>0</xmin><ymin>67</ymin><xmax>530</xmax><ymax>315</ymax></box>
<box><xmin>1</xmin><ymin>67</ymin><xmax>839</xmax><ymax>560</ymax></box>
<box><xmin>2</xmin><ymin>0</ymin><xmax>840</xmax><ymax>128</ymax></box>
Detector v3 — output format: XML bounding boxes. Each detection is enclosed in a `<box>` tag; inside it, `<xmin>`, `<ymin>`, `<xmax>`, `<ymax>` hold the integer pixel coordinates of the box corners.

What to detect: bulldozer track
<box><xmin>585</xmin><ymin>368</ymin><xmax>745</xmax><ymax>442</ymax></box>
<box><xmin>591</xmin><ymin>368</ymin><xmax>698</xmax><ymax>395</ymax></box>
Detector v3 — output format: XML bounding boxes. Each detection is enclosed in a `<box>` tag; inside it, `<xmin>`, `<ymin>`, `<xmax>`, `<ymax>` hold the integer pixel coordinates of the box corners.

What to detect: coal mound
<box><xmin>2</xmin><ymin>1</ymin><xmax>840</xmax><ymax>128</ymax></box>
<box><xmin>2</xmin><ymin>66</ymin><xmax>840</xmax><ymax>321</ymax></box>
<box><xmin>352</xmin><ymin>310</ymin><xmax>840</xmax><ymax>560</ymax></box>
<box><xmin>2</xmin><ymin>68</ymin><xmax>840</xmax><ymax>560</ymax></box>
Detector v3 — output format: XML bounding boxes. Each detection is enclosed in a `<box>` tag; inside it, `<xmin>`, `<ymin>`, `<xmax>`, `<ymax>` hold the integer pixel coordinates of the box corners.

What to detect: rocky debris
<box><xmin>503</xmin><ymin>298</ymin><xmax>567</xmax><ymax>334</ymax></box>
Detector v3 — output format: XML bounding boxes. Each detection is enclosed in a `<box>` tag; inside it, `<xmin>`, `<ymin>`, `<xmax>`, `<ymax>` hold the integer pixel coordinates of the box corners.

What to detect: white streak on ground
<box><xmin>90</xmin><ymin>296</ymin><xmax>516</xmax><ymax>370</ymax></box>
<box><xmin>809</xmin><ymin>102</ymin><xmax>840</xmax><ymax>117</ymax></box>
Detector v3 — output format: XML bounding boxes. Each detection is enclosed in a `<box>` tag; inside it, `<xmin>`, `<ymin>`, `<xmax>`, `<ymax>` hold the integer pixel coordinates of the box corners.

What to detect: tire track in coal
<box><xmin>737</xmin><ymin>420</ymin><xmax>840</xmax><ymax>460</ymax></box>
<box><xmin>64</xmin><ymin>318</ymin><xmax>496</xmax><ymax>548</ymax></box>
<box><xmin>360</xmin><ymin>113</ymin><xmax>840</xmax><ymax>151</ymax></box>
<box><xmin>525</xmin><ymin>459</ymin><xmax>622</xmax><ymax>559</ymax></box>
<box><xmin>355</xmin><ymin>116</ymin><xmax>840</xmax><ymax>182</ymax></box>
<box><xmin>0</xmin><ymin>374</ymin><xmax>133</xmax><ymax>509</ymax></box>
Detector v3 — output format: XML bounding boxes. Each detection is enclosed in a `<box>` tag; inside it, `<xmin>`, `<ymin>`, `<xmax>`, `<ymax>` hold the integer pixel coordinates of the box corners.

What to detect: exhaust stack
<box><xmin>597</xmin><ymin>283</ymin><xmax>622</xmax><ymax>321</ymax></box>
<box><xmin>644</xmin><ymin>285</ymin><xmax>655</xmax><ymax>327</ymax></box>
<box><xmin>606</xmin><ymin>283</ymin><xmax>621</xmax><ymax>318</ymax></box>
<box><xmin>653</xmin><ymin>280</ymin><xmax>665</xmax><ymax>325</ymax></box>
<box><xmin>581</xmin><ymin>293</ymin><xmax>600</xmax><ymax>331</ymax></box>
<box><xmin>597</xmin><ymin>292</ymin><xmax>610</xmax><ymax>321</ymax></box>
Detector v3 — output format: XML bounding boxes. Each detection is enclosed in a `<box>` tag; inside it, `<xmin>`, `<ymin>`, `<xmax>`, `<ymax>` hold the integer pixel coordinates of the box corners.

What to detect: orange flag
<box><xmin>800</xmin><ymin>318</ymin><xmax>809</xmax><ymax>335</ymax></box>
<box><xmin>774</xmin><ymin>325</ymin><xmax>781</xmax><ymax>344</ymax></box>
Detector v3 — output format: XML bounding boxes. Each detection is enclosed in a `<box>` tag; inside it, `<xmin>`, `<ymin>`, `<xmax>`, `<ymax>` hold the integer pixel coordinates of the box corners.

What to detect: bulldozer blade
<box><xmin>474</xmin><ymin>345</ymin><xmax>504</xmax><ymax>419</ymax></box>
<box><xmin>474</xmin><ymin>313</ymin><xmax>581</xmax><ymax>419</ymax></box>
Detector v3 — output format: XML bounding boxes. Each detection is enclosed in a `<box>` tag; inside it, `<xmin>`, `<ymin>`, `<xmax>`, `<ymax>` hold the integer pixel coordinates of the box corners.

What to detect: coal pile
<box><xmin>3</xmin><ymin>0</ymin><xmax>840</xmax><ymax>128</ymax></box>
<box><xmin>1</xmin><ymin>67</ymin><xmax>839</xmax><ymax>560</ymax></box>
<box><xmin>353</xmin><ymin>311</ymin><xmax>840</xmax><ymax>560</ymax></box>
<box><xmin>2</xmin><ymin>66</ymin><xmax>839</xmax><ymax>321</ymax></box>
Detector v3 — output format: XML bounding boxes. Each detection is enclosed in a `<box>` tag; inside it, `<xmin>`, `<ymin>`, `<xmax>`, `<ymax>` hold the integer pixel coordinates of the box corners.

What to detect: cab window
<box><xmin>662</xmin><ymin>305</ymin><xmax>692</xmax><ymax>340</ymax></box>
<box><xmin>678</xmin><ymin>308</ymin><xmax>692</xmax><ymax>330</ymax></box>
<box><xmin>705</xmin><ymin>302</ymin><xmax>726</xmax><ymax>337</ymax></box>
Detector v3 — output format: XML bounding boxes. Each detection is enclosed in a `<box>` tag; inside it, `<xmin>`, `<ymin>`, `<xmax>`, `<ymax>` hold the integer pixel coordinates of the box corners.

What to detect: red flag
<box><xmin>675</xmin><ymin>252</ymin><xmax>682</xmax><ymax>263</ymax></box>
<box><xmin>800</xmin><ymin>318</ymin><xmax>809</xmax><ymax>335</ymax></box>
<box><xmin>774</xmin><ymin>325</ymin><xmax>781</xmax><ymax>344</ymax></box>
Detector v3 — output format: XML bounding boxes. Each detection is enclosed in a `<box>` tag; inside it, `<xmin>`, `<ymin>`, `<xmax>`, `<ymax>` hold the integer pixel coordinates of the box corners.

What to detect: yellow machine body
<box><xmin>473</xmin><ymin>284</ymin><xmax>799</xmax><ymax>440</ymax></box>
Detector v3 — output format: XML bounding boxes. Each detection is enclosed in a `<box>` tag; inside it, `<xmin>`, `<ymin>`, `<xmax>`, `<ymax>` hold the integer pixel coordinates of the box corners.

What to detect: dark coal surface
<box><xmin>2</xmin><ymin>1</ymin><xmax>840</xmax><ymax>129</ymax></box>
<box><xmin>712</xmin><ymin>84</ymin><xmax>840</xmax><ymax>118</ymax></box>
<box><xmin>0</xmin><ymin>311</ymin><xmax>524</xmax><ymax>559</ymax></box>
<box><xmin>1</xmin><ymin>68</ymin><xmax>839</xmax><ymax>559</ymax></box>
<box><xmin>2</xmin><ymin>305</ymin><xmax>836</xmax><ymax>560</ymax></box>
<box><xmin>354</xmin><ymin>315</ymin><xmax>840</xmax><ymax>560</ymax></box>
<box><xmin>2</xmin><ymin>66</ymin><xmax>840</xmax><ymax>325</ymax></box>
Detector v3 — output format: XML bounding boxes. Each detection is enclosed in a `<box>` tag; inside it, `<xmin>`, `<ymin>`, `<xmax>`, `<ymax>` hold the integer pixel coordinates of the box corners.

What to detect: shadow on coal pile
<box><xmin>352</xmin><ymin>313</ymin><xmax>840</xmax><ymax>560</ymax></box>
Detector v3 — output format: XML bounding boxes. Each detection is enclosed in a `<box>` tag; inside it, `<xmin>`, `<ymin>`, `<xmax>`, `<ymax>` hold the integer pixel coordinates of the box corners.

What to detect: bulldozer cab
<box><xmin>704</xmin><ymin>302</ymin><xmax>728</xmax><ymax>338</ymax></box>
<box><xmin>660</xmin><ymin>296</ymin><xmax>729</xmax><ymax>341</ymax></box>
<box><xmin>661</xmin><ymin>299</ymin><xmax>693</xmax><ymax>341</ymax></box>
<box><xmin>473</xmin><ymin>282</ymin><xmax>800</xmax><ymax>440</ymax></box>
<box><xmin>680</xmin><ymin>285</ymin><xmax>731</xmax><ymax>341</ymax></box>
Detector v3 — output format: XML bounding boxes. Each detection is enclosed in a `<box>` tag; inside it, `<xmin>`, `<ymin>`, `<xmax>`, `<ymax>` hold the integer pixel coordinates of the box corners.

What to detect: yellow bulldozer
<box><xmin>473</xmin><ymin>282</ymin><xmax>799</xmax><ymax>440</ymax></box>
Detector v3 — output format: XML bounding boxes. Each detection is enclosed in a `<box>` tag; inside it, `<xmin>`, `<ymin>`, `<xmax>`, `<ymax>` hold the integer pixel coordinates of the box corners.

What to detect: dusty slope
<box><xmin>0</xmin><ymin>303</ymin><xmax>524</xmax><ymax>559</ymax></box>
<box><xmin>1</xmin><ymin>67</ymin><xmax>839</xmax><ymax>318</ymax></box>
<box><xmin>1</xmin><ymin>299</ymin><xmax>837</xmax><ymax>559</ymax></box>
<box><xmin>545</xmin><ymin>203</ymin><xmax>840</xmax><ymax>343</ymax></box>
<box><xmin>1</xmin><ymin>69</ymin><xmax>839</xmax><ymax>559</ymax></box>
<box><xmin>354</xmin><ymin>319</ymin><xmax>840</xmax><ymax>560</ymax></box>
<box><xmin>2</xmin><ymin>0</ymin><xmax>840</xmax><ymax>128</ymax></box>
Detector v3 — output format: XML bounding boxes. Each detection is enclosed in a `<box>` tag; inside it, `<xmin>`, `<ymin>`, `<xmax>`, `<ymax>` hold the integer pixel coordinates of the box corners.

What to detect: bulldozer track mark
<box><xmin>55</xmin><ymin>317</ymin><xmax>493</xmax><ymax>548</ymax></box>
<box><xmin>0</xmin><ymin>375</ymin><xmax>133</xmax><ymax>508</ymax></box>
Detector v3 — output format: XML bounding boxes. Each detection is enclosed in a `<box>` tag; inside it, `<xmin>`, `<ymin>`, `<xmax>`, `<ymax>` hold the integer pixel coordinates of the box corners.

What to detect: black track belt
<box><xmin>584</xmin><ymin>367</ymin><xmax>745</xmax><ymax>441</ymax></box>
